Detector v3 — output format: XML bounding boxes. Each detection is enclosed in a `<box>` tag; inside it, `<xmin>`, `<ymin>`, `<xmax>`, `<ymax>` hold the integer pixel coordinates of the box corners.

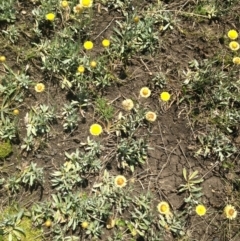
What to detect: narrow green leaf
<box><xmin>189</xmin><ymin>170</ymin><xmax>198</xmax><ymax>180</ymax></box>
<box><xmin>183</xmin><ymin>168</ymin><xmax>187</xmax><ymax>180</ymax></box>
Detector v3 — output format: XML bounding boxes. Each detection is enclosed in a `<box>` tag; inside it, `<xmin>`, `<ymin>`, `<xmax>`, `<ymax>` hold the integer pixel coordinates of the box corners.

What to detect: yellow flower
<box><xmin>89</xmin><ymin>123</ymin><xmax>103</xmax><ymax>136</ymax></box>
<box><xmin>44</xmin><ymin>219</ymin><xmax>52</xmax><ymax>227</ymax></box>
<box><xmin>106</xmin><ymin>217</ymin><xmax>115</xmax><ymax>229</ymax></box>
<box><xmin>228</xmin><ymin>30</ymin><xmax>238</xmax><ymax>40</ymax></box>
<box><xmin>73</xmin><ymin>4</ymin><xmax>83</xmax><ymax>14</ymax></box>
<box><xmin>160</xmin><ymin>91</ymin><xmax>171</xmax><ymax>102</ymax></box>
<box><xmin>81</xmin><ymin>221</ymin><xmax>89</xmax><ymax>229</ymax></box>
<box><xmin>13</xmin><ymin>109</ymin><xmax>19</xmax><ymax>115</ymax></box>
<box><xmin>114</xmin><ymin>175</ymin><xmax>127</xmax><ymax>188</ymax></box>
<box><xmin>61</xmin><ymin>1</ymin><xmax>69</xmax><ymax>8</ymax></box>
<box><xmin>224</xmin><ymin>205</ymin><xmax>237</xmax><ymax>220</ymax></box>
<box><xmin>229</xmin><ymin>41</ymin><xmax>240</xmax><ymax>51</ymax></box>
<box><xmin>83</xmin><ymin>41</ymin><xmax>93</xmax><ymax>50</ymax></box>
<box><xmin>122</xmin><ymin>99</ymin><xmax>134</xmax><ymax>111</ymax></box>
<box><xmin>157</xmin><ymin>201</ymin><xmax>170</xmax><ymax>215</ymax></box>
<box><xmin>102</xmin><ymin>39</ymin><xmax>110</xmax><ymax>47</ymax></box>
<box><xmin>0</xmin><ymin>55</ymin><xmax>6</xmax><ymax>62</ymax></box>
<box><xmin>133</xmin><ymin>16</ymin><xmax>140</xmax><ymax>23</ymax></box>
<box><xmin>145</xmin><ymin>111</ymin><xmax>157</xmax><ymax>122</ymax></box>
<box><xmin>90</xmin><ymin>61</ymin><xmax>97</xmax><ymax>68</ymax></box>
<box><xmin>80</xmin><ymin>0</ymin><xmax>93</xmax><ymax>8</ymax></box>
<box><xmin>195</xmin><ymin>204</ymin><xmax>206</xmax><ymax>216</ymax></box>
<box><xmin>233</xmin><ymin>57</ymin><xmax>240</xmax><ymax>65</ymax></box>
<box><xmin>140</xmin><ymin>87</ymin><xmax>151</xmax><ymax>98</ymax></box>
<box><xmin>45</xmin><ymin>13</ymin><xmax>55</xmax><ymax>21</ymax></box>
<box><xmin>131</xmin><ymin>229</ymin><xmax>137</xmax><ymax>236</ymax></box>
<box><xmin>77</xmin><ymin>65</ymin><xmax>85</xmax><ymax>73</ymax></box>
<box><xmin>35</xmin><ymin>83</ymin><xmax>45</xmax><ymax>93</ymax></box>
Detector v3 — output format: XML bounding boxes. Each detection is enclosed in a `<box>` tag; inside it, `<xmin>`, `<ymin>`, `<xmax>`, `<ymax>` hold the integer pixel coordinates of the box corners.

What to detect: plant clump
<box><xmin>0</xmin><ymin>141</ymin><xmax>12</xmax><ymax>159</ymax></box>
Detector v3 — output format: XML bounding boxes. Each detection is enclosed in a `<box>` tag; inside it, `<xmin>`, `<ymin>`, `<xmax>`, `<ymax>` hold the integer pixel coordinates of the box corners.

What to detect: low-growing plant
<box><xmin>4</xmin><ymin>162</ymin><xmax>44</xmax><ymax>193</ymax></box>
<box><xmin>118</xmin><ymin>109</ymin><xmax>145</xmax><ymax>137</ymax></box>
<box><xmin>20</xmin><ymin>135</ymin><xmax>34</xmax><ymax>152</ymax></box>
<box><xmin>194</xmin><ymin>2</ymin><xmax>219</xmax><ymax>19</ymax></box>
<box><xmin>0</xmin><ymin>209</ymin><xmax>25</xmax><ymax>241</ymax></box>
<box><xmin>0</xmin><ymin>117</ymin><xmax>18</xmax><ymax>141</ymax></box>
<box><xmin>51</xmin><ymin>160</ymin><xmax>84</xmax><ymax>193</ymax></box>
<box><xmin>52</xmin><ymin>140</ymin><xmax>102</xmax><ymax>193</ymax></box>
<box><xmin>129</xmin><ymin>193</ymin><xmax>154</xmax><ymax>236</ymax></box>
<box><xmin>117</xmin><ymin>137</ymin><xmax>148</xmax><ymax>172</ymax></box>
<box><xmin>4</xmin><ymin>176</ymin><xmax>21</xmax><ymax>194</ymax></box>
<box><xmin>0</xmin><ymin>207</ymin><xmax>42</xmax><ymax>241</ymax></box>
<box><xmin>29</xmin><ymin>201</ymin><xmax>53</xmax><ymax>226</ymax></box>
<box><xmin>18</xmin><ymin>162</ymin><xmax>44</xmax><ymax>188</ymax></box>
<box><xmin>178</xmin><ymin>168</ymin><xmax>203</xmax><ymax>206</ymax></box>
<box><xmin>95</xmin><ymin>97</ymin><xmax>115</xmax><ymax>122</ymax></box>
<box><xmin>110</xmin><ymin>13</ymin><xmax>159</xmax><ymax>61</ymax></box>
<box><xmin>196</xmin><ymin>130</ymin><xmax>237</xmax><ymax>162</ymax></box>
<box><xmin>0</xmin><ymin>0</ymin><xmax>16</xmax><ymax>22</ymax></box>
<box><xmin>158</xmin><ymin>211</ymin><xmax>186</xmax><ymax>237</ymax></box>
<box><xmin>1</xmin><ymin>64</ymin><xmax>32</xmax><ymax>98</ymax></box>
<box><xmin>92</xmin><ymin>170</ymin><xmax>132</xmax><ymax>214</ymax></box>
<box><xmin>85</xmin><ymin>220</ymin><xmax>104</xmax><ymax>239</ymax></box>
<box><xmin>182</xmin><ymin>58</ymin><xmax>240</xmax><ymax>161</ymax></box>
<box><xmin>100</xmin><ymin>0</ymin><xmax>132</xmax><ymax>15</ymax></box>
<box><xmin>2</xmin><ymin>25</ymin><xmax>20</xmax><ymax>44</ymax></box>
<box><xmin>61</xmin><ymin>100</ymin><xmax>80</xmax><ymax>131</ymax></box>
<box><xmin>39</xmin><ymin>37</ymin><xmax>81</xmax><ymax>75</ymax></box>
<box><xmin>0</xmin><ymin>140</ymin><xmax>12</xmax><ymax>159</ymax></box>
<box><xmin>151</xmin><ymin>72</ymin><xmax>167</xmax><ymax>89</ymax></box>
<box><xmin>25</xmin><ymin>104</ymin><xmax>56</xmax><ymax>136</ymax></box>
<box><xmin>0</xmin><ymin>66</ymin><xmax>32</xmax><ymax>140</ymax></box>
<box><xmin>51</xmin><ymin>192</ymin><xmax>85</xmax><ymax>230</ymax></box>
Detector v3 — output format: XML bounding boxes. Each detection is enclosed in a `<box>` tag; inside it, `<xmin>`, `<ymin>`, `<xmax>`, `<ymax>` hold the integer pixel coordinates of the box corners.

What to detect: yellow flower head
<box><xmin>89</xmin><ymin>123</ymin><xmax>103</xmax><ymax>136</ymax></box>
<box><xmin>83</xmin><ymin>41</ymin><xmax>93</xmax><ymax>50</ymax></box>
<box><xmin>44</xmin><ymin>219</ymin><xmax>52</xmax><ymax>227</ymax></box>
<box><xmin>233</xmin><ymin>57</ymin><xmax>240</xmax><ymax>65</ymax></box>
<box><xmin>77</xmin><ymin>65</ymin><xmax>85</xmax><ymax>73</ymax></box>
<box><xmin>160</xmin><ymin>91</ymin><xmax>171</xmax><ymax>102</ymax></box>
<box><xmin>157</xmin><ymin>201</ymin><xmax>170</xmax><ymax>215</ymax></box>
<box><xmin>61</xmin><ymin>1</ymin><xmax>69</xmax><ymax>8</ymax></box>
<box><xmin>35</xmin><ymin>83</ymin><xmax>45</xmax><ymax>93</ymax></box>
<box><xmin>114</xmin><ymin>175</ymin><xmax>127</xmax><ymax>188</ymax></box>
<box><xmin>13</xmin><ymin>109</ymin><xmax>19</xmax><ymax>115</ymax></box>
<box><xmin>133</xmin><ymin>16</ymin><xmax>140</xmax><ymax>23</ymax></box>
<box><xmin>106</xmin><ymin>217</ymin><xmax>115</xmax><ymax>229</ymax></box>
<box><xmin>131</xmin><ymin>229</ymin><xmax>137</xmax><ymax>236</ymax></box>
<box><xmin>0</xmin><ymin>55</ymin><xmax>6</xmax><ymax>62</ymax></box>
<box><xmin>73</xmin><ymin>4</ymin><xmax>83</xmax><ymax>14</ymax></box>
<box><xmin>102</xmin><ymin>39</ymin><xmax>110</xmax><ymax>47</ymax></box>
<box><xmin>45</xmin><ymin>13</ymin><xmax>55</xmax><ymax>21</ymax></box>
<box><xmin>229</xmin><ymin>41</ymin><xmax>240</xmax><ymax>51</ymax></box>
<box><xmin>122</xmin><ymin>99</ymin><xmax>134</xmax><ymax>111</ymax></box>
<box><xmin>195</xmin><ymin>204</ymin><xmax>206</xmax><ymax>216</ymax></box>
<box><xmin>90</xmin><ymin>61</ymin><xmax>97</xmax><ymax>68</ymax></box>
<box><xmin>81</xmin><ymin>221</ymin><xmax>89</xmax><ymax>229</ymax></box>
<box><xmin>145</xmin><ymin>111</ymin><xmax>157</xmax><ymax>122</ymax></box>
<box><xmin>228</xmin><ymin>29</ymin><xmax>238</xmax><ymax>40</ymax></box>
<box><xmin>224</xmin><ymin>205</ymin><xmax>237</xmax><ymax>220</ymax></box>
<box><xmin>140</xmin><ymin>87</ymin><xmax>151</xmax><ymax>98</ymax></box>
<box><xmin>80</xmin><ymin>0</ymin><xmax>93</xmax><ymax>8</ymax></box>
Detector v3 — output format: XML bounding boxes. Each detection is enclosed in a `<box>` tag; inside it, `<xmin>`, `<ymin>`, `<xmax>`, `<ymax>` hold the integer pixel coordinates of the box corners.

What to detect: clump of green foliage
<box><xmin>0</xmin><ymin>141</ymin><xmax>12</xmax><ymax>159</ymax></box>
<box><xmin>0</xmin><ymin>207</ymin><xmax>42</xmax><ymax>241</ymax></box>
<box><xmin>0</xmin><ymin>0</ymin><xmax>16</xmax><ymax>22</ymax></box>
